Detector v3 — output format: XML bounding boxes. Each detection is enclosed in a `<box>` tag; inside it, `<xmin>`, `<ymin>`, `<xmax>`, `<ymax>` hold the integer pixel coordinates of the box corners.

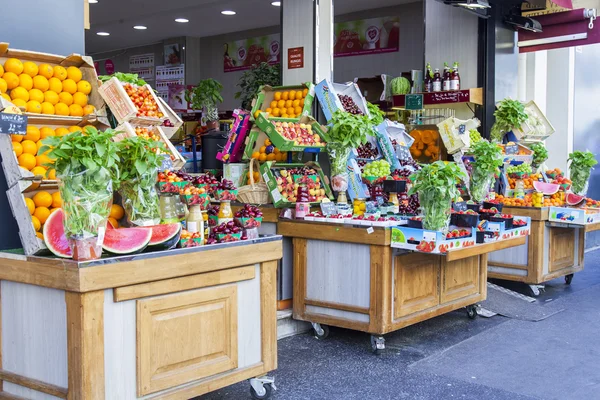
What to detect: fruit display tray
<box><xmin>157</xmin><ymin>96</ymin><xmax>183</xmax><ymax>139</ymax></box>
<box><xmin>255</xmin><ymin>113</ymin><xmax>329</xmax><ymax>152</ymax></box>
<box><xmin>250</xmin><ymin>82</ymin><xmax>315</xmax><ymax>122</ymax></box>
<box><xmin>314</xmin><ymin>78</ymin><xmax>370</xmax><ymax>121</ymax></box>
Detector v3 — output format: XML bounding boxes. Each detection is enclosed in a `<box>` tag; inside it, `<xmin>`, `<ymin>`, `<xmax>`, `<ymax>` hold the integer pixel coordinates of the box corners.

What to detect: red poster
<box><xmin>94</xmin><ymin>61</ymin><xmax>100</xmax><ymax>75</ymax></box>
<box><xmin>104</xmin><ymin>59</ymin><xmax>115</xmax><ymax>75</ymax></box>
<box><xmin>224</xmin><ymin>34</ymin><xmax>280</xmax><ymax>72</ymax></box>
<box><xmin>288</xmin><ymin>47</ymin><xmax>304</xmax><ymax>69</ymax></box>
<box><xmin>334</xmin><ymin>17</ymin><xmax>399</xmax><ymax>58</ymax></box>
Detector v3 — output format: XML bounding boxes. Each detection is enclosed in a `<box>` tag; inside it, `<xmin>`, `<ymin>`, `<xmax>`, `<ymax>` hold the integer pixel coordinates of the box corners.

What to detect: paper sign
<box><xmin>288</xmin><ymin>47</ymin><xmax>304</xmax><ymax>69</ymax></box>
<box><xmin>0</xmin><ymin>113</ymin><xmax>27</xmax><ymax>135</ymax></box>
<box><xmin>453</xmin><ymin>201</ymin><xmax>468</xmax><ymax>212</ymax></box>
<box><xmin>320</xmin><ymin>201</ymin><xmax>337</xmax><ymax>216</ymax></box>
<box><xmin>405</xmin><ymin>94</ymin><xmax>423</xmax><ymax>110</ymax></box>
<box><xmin>505</xmin><ymin>143</ymin><xmax>519</xmax><ymax>155</ymax></box>
<box><xmin>105</xmin><ymin>59</ymin><xmax>115</xmax><ymax>75</ymax></box>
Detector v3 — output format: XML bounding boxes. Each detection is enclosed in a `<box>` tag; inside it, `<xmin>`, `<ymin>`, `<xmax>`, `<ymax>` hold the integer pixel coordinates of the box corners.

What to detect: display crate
<box><xmin>157</xmin><ymin>97</ymin><xmax>183</xmax><ymax>139</ymax></box>
<box><xmin>250</xmin><ymin>82</ymin><xmax>315</xmax><ymax>121</ymax></box>
<box><xmin>255</xmin><ymin>113</ymin><xmax>328</xmax><ymax>152</ymax></box>
<box><xmin>511</xmin><ymin>101</ymin><xmax>555</xmax><ymax>141</ymax></box>
<box><xmin>315</xmin><ymin>78</ymin><xmax>370</xmax><ymax>121</ymax></box>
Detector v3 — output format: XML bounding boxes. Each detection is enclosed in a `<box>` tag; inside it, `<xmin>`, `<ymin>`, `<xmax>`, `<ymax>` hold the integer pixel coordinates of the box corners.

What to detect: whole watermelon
<box><xmin>391</xmin><ymin>77</ymin><xmax>411</xmax><ymax>95</ymax></box>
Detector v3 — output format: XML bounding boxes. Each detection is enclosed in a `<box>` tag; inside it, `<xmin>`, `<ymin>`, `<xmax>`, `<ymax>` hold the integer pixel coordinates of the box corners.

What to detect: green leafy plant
<box><xmin>529</xmin><ymin>142</ymin><xmax>548</xmax><ymax>166</ymax></box>
<box><xmin>235</xmin><ymin>62</ymin><xmax>281</xmax><ymax>110</ymax></box>
<box><xmin>186</xmin><ymin>78</ymin><xmax>223</xmax><ymax>122</ymax></box>
<box><xmin>409</xmin><ymin>161</ymin><xmax>466</xmax><ymax>231</ymax></box>
<box><xmin>490</xmin><ymin>99</ymin><xmax>528</xmax><ymax>143</ymax></box>
<box><xmin>366</xmin><ymin>102</ymin><xmax>385</xmax><ymax>126</ymax></box>
<box><xmin>568</xmin><ymin>151</ymin><xmax>597</xmax><ymax>194</ymax></box>
<box><xmin>99</xmin><ymin>72</ymin><xmax>147</xmax><ymax>86</ymax></box>
<box><xmin>116</xmin><ymin>136</ymin><xmax>167</xmax><ymax>225</ymax></box>
<box><xmin>469</xmin><ymin>140</ymin><xmax>503</xmax><ymax>202</ymax></box>
<box><xmin>41</xmin><ymin>127</ymin><xmax>120</xmax><ymax>240</ymax></box>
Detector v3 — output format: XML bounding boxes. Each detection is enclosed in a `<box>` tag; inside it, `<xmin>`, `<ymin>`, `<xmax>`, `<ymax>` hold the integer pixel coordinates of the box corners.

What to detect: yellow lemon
<box><xmin>68</xmin><ymin>126</ymin><xmax>82</xmax><ymax>133</ymax></box>
<box><xmin>55</xmin><ymin>127</ymin><xmax>70</xmax><ymax>136</ymax></box>
<box><xmin>12</xmin><ymin>141</ymin><xmax>23</xmax><ymax>157</ymax></box>
<box><xmin>3</xmin><ymin>72</ymin><xmax>19</xmax><ymax>89</ymax></box>
<box><xmin>28</xmin><ymin>88</ymin><xmax>44</xmax><ymax>103</ymax></box>
<box><xmin>69</xmin><ymin>104</ymin><xmax>83</xmax><ymax>116</ymax></box>
<box><xmin>58</xmin><ymin>92</ymin><xmax>73</xmax><ymax>106</ymax></box>
<box><xmin>18</xmin><ymin>153</ymin><xmax>36</xmax><ymax>170</ymax></box>
<box><xmin>1</xmin><ymin>93</ymin><xmax>10</xmax><ymax>102</ymax></box>
<box><xmin>0</xmin><ymin>78</ymin><xmax>7</xmax><ymax>93</ymax></box>
<box><xmin>48</xmin><ymin>77</ymin><xmax>62</xmax><ymax>93</ymax></box>
<box><xmin>33</xmin><ymin>191</ymin><xmax>53</xmax><ymax>208</ymax></box>
<box><xmin>51</xmin><ymin>192</ymin><xmax>62</xmax><ymax>208</ymax></box>
<box><xmin>41</xmin><ymin>102</ymin><xmax>55</xmax><ymax>115</ymax></box>
<box><xmin>39</xmin><ymin>127</ymin><xmax>55</xmax><ymax>139</ymax></box>
<box><xmin>32</xmin><ymin>75</ymin><xmax>49</xmax><ymax>92</ymax></box>
<box><xmin>38</xmin><ymin>63</ymin><xmax>54</xmax><ymax>79</ymax></box>
<box><xmin>11</xmin><ymin>98</ymin><xmax>27</xmax><ymax>108</ymax></box>
<box><xmin>43</xmin><ymin>90</ymin><xmax>59</xmax><ymax>105</ymax></box>
<box><xmin>0</xmin><ymin>64</ymin><xmax>3</xmax><ymax>76</ymax></box>
<box><xmin>54</xmin><ymin>103</ymin><xmax>69</xmax><ymax>116</ymax></box>
<box><xmin>73</xmin><ymin>92</ymin><xmax>88</xmax><ymax>107</ymax></box>
<box><xmin>53</xmin><ymin>66</ymin><xmax>67</xmax><ymax>81</ymax></box>
<box><xmin>62</xmin><ymin>79</ymin><xmax>77</xmax><ymax>94</ymax></box>
<box><xmin>21</xmin><ymin>140</ymin><xmax>38</xmax><ymax>155</ymax></box>
<box><xmin>24</xmin><ymin>126</ymin><xmax>40</xmax><ymax>142</ymax></box>
<box><xmin>25</xmin><ymin>197</ymin><xmax>35</xmax><ymax>215</ymax></box>
<box><xmin>26</xmin><ymin>100</ymin><xmax>42</xmax><ymax>113</ymax></box>
<box><xmin>36</xmin><ymin>154</ymin><xmax>52</xmax><ymax>167</ymax></box>
<box><xmin>4</xmin><ymin>58</ymin><xmax>23</xmax><ymax>75</ymax></box>
<box><xmin>31</xmin><ymin>167</ymin><xmax>47</xmax><ymax>179</ymax></box>
<box><xmin>31</xmin><ymin>215</ymin><xmax>41</xmax><ymax>232</ymax></box>
<box><xmin>18</xmin><ymin>74</ymin><xmax>33</xmax><ymax>90</ymax></box>
<box><xmin>77</xmin><ymin>80</ymin><xmax>92</xmax><ymax>95</ymax></box>
<box><xmin>10</xmin><ymin>87</ymin><xmax>29</xmax><ymax>102</ymax></box>
<box><xmin>66</xmin><ymin>66</ymin><xmax>82</xmax><ymax>83</ymax></box>
<box><xmin>82</xmin><ymin>104</ymin><xmax>95</xmax><ymax>115</ymax></box>
<box><xmin>22</xmin><ymin>61</ymin><xmax>39</xmax><ymax>77</ymax></box>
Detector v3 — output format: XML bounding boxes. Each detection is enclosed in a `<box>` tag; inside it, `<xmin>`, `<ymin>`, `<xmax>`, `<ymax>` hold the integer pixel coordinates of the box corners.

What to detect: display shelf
<box><xmin>392</xmin><ymin>88</ymin><xmax>483</xmax><ymax>109</ymax></box>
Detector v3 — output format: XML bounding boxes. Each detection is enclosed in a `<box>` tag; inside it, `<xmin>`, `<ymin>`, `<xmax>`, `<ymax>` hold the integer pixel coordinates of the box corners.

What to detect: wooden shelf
<box><xmin>392</xmin><ymin>88</ymin><xmax>483</xmax><ymax>109</ymax></box>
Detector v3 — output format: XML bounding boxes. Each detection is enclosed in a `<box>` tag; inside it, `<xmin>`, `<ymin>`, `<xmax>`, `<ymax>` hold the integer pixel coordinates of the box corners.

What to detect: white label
<box><xmin>187</xmin><ymin>221</ymin><xmax>199</xmax><ymax>233</ymax></box>
<box><xmin>366</xmin><ymin>227</ymin><xmax>374</xmax><ymax>234</ymax></box>
<box><xmin>443</xmin><ymin>80</ymin><xmax>450</xmax><ymax>91</ymax></box>
<box><xmin>271</xmin><ymin>188</ymin><xmax>282</xmax><ymax>202</ymax></box>
<box><xmin>432</xmin><ymin>82</ymin><xmax>442</xmax><ymax>92</ymax></box>
<box><xmin>423</xmin><ymin>231</ymin><xmax>436</xmax><ymax>241</ymax></box>
<box><xmin>262</xmin><ymin>172</ymin><xmax>270</xmax><ymax>183</ymax></box>
<box><xmin>97</xmin><ymin>227</ymin><xmax>106</xmax><ymax>247</ymax></box>
<box><xmin>450</xmin><ymin>79</ymin><xmax>460</xmax><ymax>91</ymax></box>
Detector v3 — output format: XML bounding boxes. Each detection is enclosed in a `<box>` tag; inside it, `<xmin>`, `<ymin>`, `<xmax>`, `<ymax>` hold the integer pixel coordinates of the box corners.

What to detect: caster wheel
<box><xmin>370</xmin><ymin>335</ymin><xmax>385</xmax><ymax>355</ymax></box>
<box><xmin>250</xmin><ymin>383</ymin><xmax>272</xmax><ymax>400</ymax></box>
<box><xmin>466</xmin><ymin>305</ymin><xmax>477</xmax><ymax>319</ymax></box>
<box><xmin>565</xmin><ymin>274</ymin><xmax>573</xmax><ymax>285</ymax></box>
<box><xmin>313</xmin><ymin>324</ymin><xmax>330</xmax><ymax>340</ymax></box>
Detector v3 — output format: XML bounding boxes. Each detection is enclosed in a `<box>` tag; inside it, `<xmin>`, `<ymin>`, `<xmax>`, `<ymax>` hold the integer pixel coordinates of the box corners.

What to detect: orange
<box><xmin>285</xmin><ymin>100</ymin><xmax>292</xmax><ymax>108</ymax></box>
<box><xmin>259</xmin><ymin>146</ymin><xmax>267</xmax><ymax>153</ymax></box>
<box><xmin>22</xmin><ymin>61</ymin><xmax>39</xmax><ymax>77</ymax></box>
<box><xmin>44</xmin><ymin>91</ymin><xmax>59</xmax><ymax>105</ymax></box>
<box><xmin>252</xmin><ymin>151</ymin><xmax>260</xmax><ymax>159</ymax></box>
<box><xmin>48</xmin><ymin>77</ymin><xmax>62</xmax><ymax>93</ymax></box>
<box><xmin>24</xmin><ymin>126</ymin><xmax>40</xmax><ymax>141</ymax></box>
<box><xmin>4</xmin><ymin>58</ymin><xmax>23</xmax><ymax>75</ymax></box>
<box><xmin>55</xmin><ymin>103</ymin><xmax>69</xmax><ymax>116</ymax></box>
<box><xmin>302</xmin><ymin>88</ymin><xmax>308</xmax><ymax>97</ymax></box>
<box><xmin>266</xmin><ymin>107</ymin><xmax>272</xmax><ymax>114</ymax></box>
<box><xmin>11</xmin><ymin>134</ymin><xmax>23</xmax><ymax>142</ymax></box>
<box><xmin>294</xmin><ymin>106</ymin><xmax>302</xmax><ymax>115</ymax></box>
<box><xmin>108</xmin><ymin>217</ymin><xmax>119</xmax><ymax>229</ymax></box>
<box><xmin>47</xmin><ymin>169</ymin><xmax>56</xmax><ymax>180</ymax></box>
<box><xmin>25</xmin><ymin>198</ymin><xmax>35</xmax><ymax>215</ymax></box>
<box><xmin>274</xmin><ymin>92</ymin><xmax>281</xmax><ymax>101</ymax></box>
<box><xmin>62</xmin><ymin>79</ymin><xmax>77</xmax><ymax>94</ymax></box>
<box><xmin>36</xmin><ymin>154</ymin><xmax>52</xmax><ymax>167</ymax></box>
<box><xmin>0</xmin><ymin>64</ymin><xmax>3</xmax><ymax>76</ymax></box>
<box><xmin>18</xmin><ymin>153</ymin><xmax>36</xmax><ymax>170</ymax></box>
<box><xmin>76</xmin><ymin>80</ymin><xmax>91</xmax><ymax>95</ymax></box>
<box><xmin>259</xmin><ymin>153</ymin><xmax>267</xmax><ymax>162</ymax></box>
<box><xmin>271</xmin><ymin>108</ymin><xmax>280</xmax><ymax>117</ymax></box>
<box><xmin>26</xmin><ymin>100</ymin><xmax>42</xmax><ymax>113</ymax></box>
<box><xmin>3</xmin><ymin>72</ymin><xmax>19</xmax><ymax>89</ymax></box>
<box><xmin>29</xmin><ymin>89</ymin><xmax>44</xmax><ymax>103</ymax></box>
<box><xmin>110</xmin><ymin>204</ymin><xmax>124</xmax><ymax>220</ymax></box>
<box><xmin>0</xmin><ymin>93</ymin><xmax>8</xmax><ymax>102</ymax></box>
<box><xmin>19</xmin><ymin>74</ymin><xmax>33</xmax><ymax>90</ymax></box>
<box><xmin>270</xmin><ymin>100</ymin><xmax>277</xmax><ymax>108</ymax></box>
<box><xmin>32</xmin><ymin>191</ymin><xmax>53</xmax><ymax>208</ymax></box>
<box><xmin>10</xmin><ymin>87</ymin><xmax>29</xmax><ymax>102</ymax></box>
<box><xmin>34</xmin><ymin>206</ymin><xmax>51</xmax><ymax>225</ymax></box>
<box><xmin>296</xmin><ymin>91</ymin><xmax>303</xmax><ymax>100</ymax></box>
<box><xmin>31</xmin><ymin>166</ymin><xmax>47</xmax><ymax>178</ymax></box>
<box><xmin>38</xmin><ymin>63</ymin><xmax>54</xmax><ymax>79</ymax></box>
<box><xmin>82</xmin><ymin>105</ymin><xmax>95</xmax><ymax>115</ymax></box>
<box><xmin>287</xmin><ymin>107</ymin><xmax>294</xmax><ymax>115</ymax></box>
<box><xmin>73</xmin><ymin>92</ymin><xmax>88</xmax><ymax>106</ymax></box>
<box><xmin>21</xmin><ymin>140</ymin><xmax>37</xmax><ymax>155</ymax></box>
<box><xmin>289</xmin><ymin>90</ymin><xmax>296</xmax><ymax>100</ymax></box>
<box><xmin>300</xmin><ymin>98</ymin><xmax>305</xmax><ymax>107</ymax></box>
<box><xmin>36</xmin><ymin>232</ymin><xmax>44</xmax><ymax>240</ymax></box>
<box><xmin>49</xmin><ymin>207</ymin><xmax>59</xmax><ymax>214</ymax></box>
<box><xmin>55</xmin><ymin>127</ymin><xmax>70</xmax><ymax>136</ymax></box>
<box><xmin>282</xmin><ymin>91</ymin><xmax>289</xmax><ymax>101</ymax></box>
<box><xmin>32</xmin><ymin>75</ymin><xmax>49</xmax><ymax>92</ymax></box>
<box><xmin>69</xmin><ymin>104</ymin><xmax>83</xmax><ymax>116</ymax></box>
<box><xmin>53</xmin><ymin>66</ymin><xmax>67</xmax><ymax>81</ymax></box>
<box><xmin>68</xmin><ymin>126</ymin><xmax>83</xmax><ymax>133</ymax></box>
<box><xmin>66</xmin><ymin>66</ymin><xmax>82</xmax><ymax>83</ymax></box>
<box><xmin>0</xmin><ymin>78</ymin><xmax>7</xmax><ymax>93</ymax></box>
<box><xmin>51</xmin><ymin>192</ymin><xmax>62</xmax><ymax>208</ymax></box>
<box><xmin>265</xmin><ymin>139</ymin><xmax>272</xmax><ymax>146</ymax></box>
<box><xmin>292</xmin><ymin>99</ymin><xmax>300</xmax><ymax>108</ymax></box>
<box><xmin>266</xmin><ymin>153</ymin><xmax>276</xmax><ymax>161</ymax></box>
<box><xmin>31</xmin><ymin>215</ymin><xmax>41</xmax><ymax>232</ymax></box>
<box><xmin>58</xmin><ymin>92</ymin><xmax>73</xmax><ymax>106</ymax></box>
<box><xmin>41</xmin><ymin>102</ymin><xmax>55</xmax><ymax>115</ymax></box>
<box><xmin>12</xmin><ymin>142</ymin><xmax>23</xmax><ymax>157</ymax></box>
<box><xmin>281</xmin><ymin>113</ymin><xmax>288</xmax><ymax>118</ymax></box>
<box><xmin>36</xmin><ymin>140</ymin><xmax>47</xmax><ymax>154</ymax></box>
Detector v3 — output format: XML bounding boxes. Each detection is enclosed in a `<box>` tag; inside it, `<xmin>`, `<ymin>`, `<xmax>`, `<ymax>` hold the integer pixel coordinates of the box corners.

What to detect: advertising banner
<box><xmin>224</xmin><ymin>34</ymin><xmax>281</xmax><ymax>72</ymax></box>
<box><xmin>334</xmin><ymin>16</ymin><xmax>399</xmax><ymax>57</ymax></box>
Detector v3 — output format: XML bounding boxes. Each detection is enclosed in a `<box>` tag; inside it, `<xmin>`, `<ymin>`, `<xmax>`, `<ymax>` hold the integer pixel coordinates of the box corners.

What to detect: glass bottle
<box><xmin>218</xmin><ymin>200</ymin><xmax>233</xmax><ymax>225</ymax></box>
<box><xmin>442</xmin><ymin>62</ymin><xmax>451</xmax><ymax>92</ymax></box>
<box><xmin>424</xmin><ymin>62</ymin><xmax>433</xmax><ymax>93</ymax></box>
<box><xmin>514</xmin><ymin>178</ymin><xmax>525</xmax><ymax>200</ymax></box>
<box><xmin>159</xmin><ymin>195</ymin><xmax>179</xmax><ymax>224</ymax></box>
<box><xmin>295</xmin><ymin>184</ymin><xmax>310</xmax><ymax>219</ymax></box>
<box><xmin>186</xmin><ymin>204</ymin><xmax>204</xmax><ymax>239</ymax></box>
<box><xmin>389</xmin><ymin>192</ymin><xmax>400</xmax><ymax>214</ymax></box>
<box><xmin>432</xmin><ymin>69</ymin><xmax>442</xmax><ymax>92</ymax></box>
<box><xmin>450</xmin><ymin>62</ymin><xmax>461</xmax><ymax>91</ymax></box>
<box><xmin>174</xmin><ymin>195</ymin><xmax>187</xmax><ymax>222</ymax></box>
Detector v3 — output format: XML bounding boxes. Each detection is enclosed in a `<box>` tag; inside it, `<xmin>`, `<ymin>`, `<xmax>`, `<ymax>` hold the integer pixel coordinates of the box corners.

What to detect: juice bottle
<box><xmin>159</xmin><ymin>195</ymin><xmax>179</xmax><ymax>224</ymax></box>
<box><xmin>217</xmin><ymin>200</ymin><xmax>233</xmax><ymax>225</ymax></box>
<box><xmin>442</xmin><ymin>62</ymin><xmax>451</xmax><ymax>91</ymax></box>
<box><xmin>432</xmin><ymin>69</ymin><xmax>442</xmax><ymax>92</ymax></box>
<box><xmin>450</xmin><ymin>62</ymin><xmax>461</xmax><ymax>91</ymax></box>
<box><xmin>295</xmin><ymin>184</ymin><xmax>310</xmax><ymax>219</ymax></box>
<box><xmin>186</xmin><ymin>205</ymin><xmax>204</xmax><ymax>236</ymax></box>
<box><xmin>424</xmin><ymin>62</ymin><xmax>433</xmax><ymax>93</ymax></box>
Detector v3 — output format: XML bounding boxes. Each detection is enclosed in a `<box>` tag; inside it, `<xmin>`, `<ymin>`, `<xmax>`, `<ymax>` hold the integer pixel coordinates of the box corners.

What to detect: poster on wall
<box><xmin>223</xmin><ymin>34</ymin><xmax>280</xmax><ymax>72</ymax></box>
<box><xmin>168</xmin><ymin>84</ymin><xmax>194</xmax><ymax>112</ymax></box>
<box><xmin>334</xmin><ymin>16</ymin><xmax>400</xmax><ymax>57</ymax></box>
<box><xmin>164</xmin><ymin>44</ymin><xmax>181</xmax><ymax>66</ymax></box>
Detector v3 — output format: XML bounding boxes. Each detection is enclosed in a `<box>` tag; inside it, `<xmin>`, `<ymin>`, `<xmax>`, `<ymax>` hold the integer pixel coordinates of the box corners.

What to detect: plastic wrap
<box><xmin>419</xmin><ymin>190</ymin><xmax>451</xmax><ymax>232</ymax></box>
<box><xmin>469</xmin><ymin>170</ymin><xmax>494</xmax><ymax>203</ymax></box>
<box><xmin>328</xmin><ymin>142</ymin><xmax>352</xmax><ymax>191</ymax></box>
<box><xmin>119</xmin><ymin>169</ymin><xmax>161</xmax><ymax>226</ymax></box>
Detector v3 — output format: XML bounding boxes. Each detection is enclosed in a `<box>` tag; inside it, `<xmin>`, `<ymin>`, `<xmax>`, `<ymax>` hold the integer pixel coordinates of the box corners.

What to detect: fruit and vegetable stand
<box><xmin>278</xmin><ymin>219</ymin><xmax>528</xmax><ymax>353</ymax></box>
<box><xmin>0</xmin><ymin>236</ymin><xmax>282</xmax><ymax>399</ymax></box>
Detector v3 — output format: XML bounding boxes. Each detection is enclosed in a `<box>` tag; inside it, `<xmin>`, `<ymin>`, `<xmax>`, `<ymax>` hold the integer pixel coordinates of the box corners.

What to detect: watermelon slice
<box><xmin>566</xmin><ymin>193</ymin><xmax>585</xmax><ymax>206</ymax></box>
<box><xmin>43</xmin><ymin>208</ymin><xmax>72</xmax><ymax>258</ymax></box>
<box><xmin>146</xmin><ymin>223</ymin><xmax>182</xmax><ymax>250</ymax></box>
<box><xmin>102</xmin><ymin>227</ymin><xmax>152</xmax><ymax>255</ymax></box>
<box><xmin>533</xmin><ymin>181</ymin><xmax>559</xmax><ymax>195</ymax></box>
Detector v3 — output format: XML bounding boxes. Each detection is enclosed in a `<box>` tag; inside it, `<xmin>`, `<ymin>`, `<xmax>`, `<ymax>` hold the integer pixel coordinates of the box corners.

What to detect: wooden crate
<box><xmin>98</xmin><ymin>77</ymin><xmax>168</xmax><ymax>126</ymax></box>
<box><xmin>0</xmin><ymin>42</ymin><xmax>107</xmax><ymax>124</ymax></box>
<box><xmin>157</xmin><ymin>97</ymin><xmax>183</xmax><ymax>139</ymax></box>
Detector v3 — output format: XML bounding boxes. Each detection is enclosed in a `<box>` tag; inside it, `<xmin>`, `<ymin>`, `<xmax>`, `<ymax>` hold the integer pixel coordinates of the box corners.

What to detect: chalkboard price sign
<box><xmin>405</xmin><ymin>94</ymin><xmax>424</xmax><ymax>110</ymax></box>
<box><xmin>0</xmin><ymin>113</ymin><xmax>27</xmax><ymax>135</ymax></box>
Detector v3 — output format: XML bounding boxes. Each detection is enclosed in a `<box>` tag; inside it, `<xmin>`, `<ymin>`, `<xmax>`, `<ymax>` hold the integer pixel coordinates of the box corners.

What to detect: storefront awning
<box><xmin>518</xmin><ymin>8</ymin><xmax>598</xmax><ymax>52</ymax></box>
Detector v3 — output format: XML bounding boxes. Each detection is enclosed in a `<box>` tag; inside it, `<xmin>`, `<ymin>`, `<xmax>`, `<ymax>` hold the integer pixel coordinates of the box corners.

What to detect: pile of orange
<box><xmin>263</xmin><ymin>88</ymin><xmax>309</xmax><ymax>119</ymax></box>
<box><xmin>507</xmin><ymin>173</ymin><xmax>542</xmax><ymax>189</ymax></box>
<box><xmin>0</xmin><ymin>58</ymin><xmax>95</xmax><ymax>116</ymax></box>
<box><xmin>251</xmin><ymin>138</ymin><xmax>288</xmax><ymax>163</ymax></box>
<box><xmin>495</xmin><ymin>192</ymin><xmax>564</xmax><ymax>208</ymax></box>
<box><xmin>108</xmin><ymin>204</ymin><xmax>124</xmax><ymax>229</ymax></box>
<box><xmin>26</xmin><ymin>191</ymin><xmax>62</xmax><ymax>240</ymax></box>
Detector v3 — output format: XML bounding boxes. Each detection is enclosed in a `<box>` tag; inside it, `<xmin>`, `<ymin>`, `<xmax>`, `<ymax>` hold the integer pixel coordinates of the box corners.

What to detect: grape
<box><xmin>469</xmin><ymin>129</ymin><xmax>482</xmax><ymax>144</ymax></box>
<box><xmin>363</xmin><ymin>160</ymin><xmax>391</xmax><ymax>178</ymax></box>
<box><xmin>506</xmin><ymin>163</ymin><xmax>532</xmax><ymax>175</ymax></box>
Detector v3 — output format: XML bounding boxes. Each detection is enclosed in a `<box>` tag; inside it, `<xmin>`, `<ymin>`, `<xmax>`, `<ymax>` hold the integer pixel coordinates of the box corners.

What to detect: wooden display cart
<box><xmin>278</xmin><ymin>220</ymin><xmax>526</xmax><ymax>353</ymax></box>
<box><xmin>0</xmin><ymin>237</ymin><xmax>282</xmax><ymax>400</ymax></box>
<box><xmin>488</xmin><ymin>206</ymin><xmax>600</xmax><ymax>295</ymax></box>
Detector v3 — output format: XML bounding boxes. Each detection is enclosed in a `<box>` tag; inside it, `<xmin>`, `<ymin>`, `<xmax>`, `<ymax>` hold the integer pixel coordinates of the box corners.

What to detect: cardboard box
<box><xmin>223</xmin><ymin>163</ymin><xmax>247</xmax><ymax>187</ymax></box>
<box><xmin>217</xmin><ymin>109</ymin><xmax>251</xmax><ymax>163</ymax></box>
<box><xmin>391</xmin><ymin>225</ymin><xmax>477</xmax><ymax>254</ymax></box>
<box><xmin>354</xmin><ymin>75</ymin><xmax>392</xmax><ymax>102</ymax></box>
<box><xmin>255</xmin><ymin>113</ymin><xmax>328</xmax><ymax>152</ymax></box>
<box><xmin>375</xmin><ymin>120</ymin><xmax>414</xmax><ymax>170</ymax></box>
<box><xmin>250</xmin><ymin>83</ymin><xmax>315</xmax><ymax>121</ymax></box>
<box><xmin>315</xmin><ymin>79</ymin><xmax>370</xmax><ymax>121</ymax></box>
<box><xmin>346</xmin><ymin>154</ymin><xmax>369</xmax><ymax>201</ymax></box>
<box><xmin>437</xmin><ymin>117</ymin><xmax>479</xmax><ymax>155</ymax></box>
<box><xmin>549</xmin><ymin>206</ymin><xmax>600</xmax><ymax>225</ymax></box>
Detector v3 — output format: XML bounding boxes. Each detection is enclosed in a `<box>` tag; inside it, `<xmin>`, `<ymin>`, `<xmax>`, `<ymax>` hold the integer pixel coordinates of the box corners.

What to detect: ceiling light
<box><xmin>89</xmin><ymin>0</ymin><xmax>98</xmax><ymax>3</ymax></box>
<box><xmin>96</xmin><ymin>32</ymin><xmax>110</xmax><ymax>36</ymax></box>
<box><xmin>221</xmin><ymin>10</ymin><xmax>236</xmax><ymax>15</ymax></box>
<box><xmin>271</xmin><ymin>1</ymin><xmax>281</xmax><ymax>6</ymax></box>
<box><xmin>133</xmin><ymin>25</ymin><xmax>147</xmax><ymax>30</ymax></box>
<box><xmin>175</xmin><ymin>18</ymin><xmax>189</xmax><ymax>23</ymax></box>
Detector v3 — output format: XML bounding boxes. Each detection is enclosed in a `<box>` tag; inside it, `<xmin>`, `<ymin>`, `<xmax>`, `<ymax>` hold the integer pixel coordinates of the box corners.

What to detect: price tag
<box><xmin>0</xmin><ymin>113</ymin><xmax>27</xmax><ymax>135</ymax></box>
<box><xmin>505</xmin><ymin>143</ymin><xmax>519</xmax><ymax>155</ymax></box>
<box><xmin>458</xmin><ymin>124</ymin><xmax>466</xmax><ymax>135</ymax></box>
<box><xmin>405</xmin><ymin>94</ymin><xmax>423</xmax><ymax>110</ymax></box>
<box><xmin>320</xmin><ymin>201</ymin><xmax>337</xmax><ymax>216</ymax></box>
<box><xmin>453</xmin><ymin>201</ymin><xmax>468</xmax><ymax>212</ymax></box>
<box><xmin>158</xmin><ymin>154</ymin><xmax>173</xmax><ymax>172</ymax></box>
<box><xmin>366</xmin><ymin>227</ymin><xmax>374</xmax><ymax>234</ymax></box>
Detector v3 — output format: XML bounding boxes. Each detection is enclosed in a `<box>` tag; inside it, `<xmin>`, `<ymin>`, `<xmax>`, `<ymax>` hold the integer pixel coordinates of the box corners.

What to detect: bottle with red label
<box><xmin>450</xmin><ymin>62</ymin><xmax>461</xmax><ymax>91</ymax></box>
<box><xmin>424</xmin><ymin>62</ymin><xmax>433</xmax><ymax>93</ymax></box>
<box><xmin>442</xmin><ymin>62</ymin><xmax>451</xmax><ymax>92</ymax></box>
<box><xmin>432</xmin><ymin>68</ymin><xmax>442</xmax><ymax>92</ymax></box>
<box><xmin>295</xmin><ymin>184</ymin><xmax>310</xmax><ymax>219</ymax></box>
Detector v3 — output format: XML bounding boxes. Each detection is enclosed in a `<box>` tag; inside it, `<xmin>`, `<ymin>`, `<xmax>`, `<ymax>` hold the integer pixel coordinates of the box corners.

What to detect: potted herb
<box><xmin>490</xmin><ymin>98</ymin><xmax>528</xmax><ymax>143</ymax></box>
<box><xmin>409</xmin><ymin>161</ymin><xmax>465</xmax><ymax>231</ymax></box>
<box><xmin>568</xmin><ymin>151</ymin><xmax>597</xmax><ymax>195</ymax></box>
<box><xmin>327</xmin><ymin>109</ymin><xmax>373</xmax><ymax>191</ymax></box>
<box><xmin>41</xmin><ymin>127</ymin><xmax>120</xmax><ymax>261</ymax></box>
<box><xmin>235</xmin><ymin>62</ymin><xmax>281</xmax><ymax>111</ymax></box>
<box><xmin>186</xmin><ymin>78</ymin><xmax>223</xmax><ymax>130</ymax></box>
<box><xmin>116</xmin><ymin>136</ymin><xmax>167</xmax><ymax>226</ymax></box>
<box><xmin>469</xmin><ymin>140</ymin><xmax>503</xmax><ymax>203</ymax></box>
